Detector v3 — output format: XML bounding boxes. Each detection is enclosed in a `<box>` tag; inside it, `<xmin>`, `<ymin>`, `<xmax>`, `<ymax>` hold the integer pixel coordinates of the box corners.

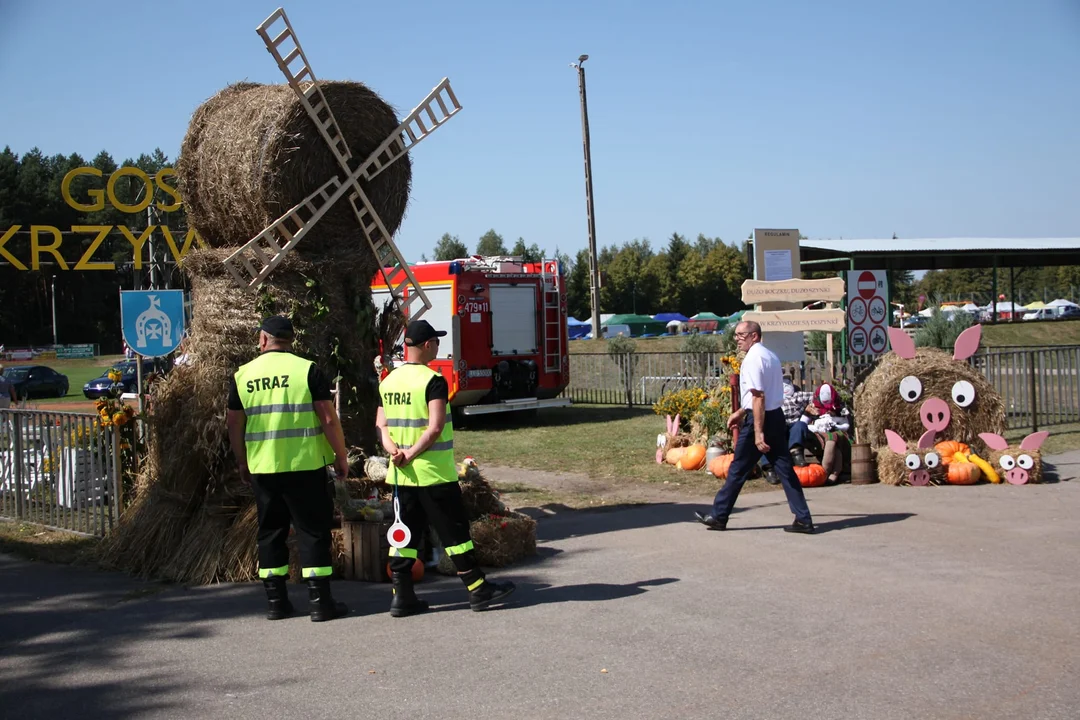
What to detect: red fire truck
<box><xmin>371</xmin><ymin>256</ymin><xmax>571</xmax><ymax>421</ymax></box>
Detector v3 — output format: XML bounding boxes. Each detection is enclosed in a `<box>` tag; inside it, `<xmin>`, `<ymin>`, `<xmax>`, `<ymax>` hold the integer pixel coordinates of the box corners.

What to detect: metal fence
<box><xmin>564</xmin><ymin>346</ymin><xmax>1080</xmax><ymax>432</ymax></box>
<box><xmin>1</xmin><ymin>409</ymin><xmax>123</xmax><ymax>535</ymax></box>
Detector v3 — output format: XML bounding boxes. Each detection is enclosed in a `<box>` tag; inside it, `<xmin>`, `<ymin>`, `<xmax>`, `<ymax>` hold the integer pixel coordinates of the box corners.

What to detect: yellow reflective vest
<box><xmin>380</xmin><ymin>363</ymin><xmax>455</xmax><ymax>487</ymax></box>
<box><xmin>234</xmin><ymin>352</ymin><xmax>333</xmax><ymax>474</ymax></box>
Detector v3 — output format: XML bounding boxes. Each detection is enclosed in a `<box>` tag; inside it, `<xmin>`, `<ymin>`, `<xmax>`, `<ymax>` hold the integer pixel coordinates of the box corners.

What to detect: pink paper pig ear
<box><xmin>884</xmin><ymin>429</ymin><xmax>908</xmax><ymax>454</ymax></box>
<box><xmin>978</xmin><ymin>433</ymin><xmax>1009</xmax><ymax>451</ymax></box>
<box><xmin>1020</xmin><ymin>431</ymin><xmax>1050</xmax><ymax>451</ymax></box>
<box><xmin>917</xmin><ymin>430</ymin><xmax>936</xmax><ymax>449</ymax></box>
<box><xmin>953</xmin><ymin>324</ymin><xmax>982</xmax><ymax>361</ymax></box>
<box><xmin>889</xmin><ymin>327</ymin><xmax>916</xmax><ymax>359</ymax></box>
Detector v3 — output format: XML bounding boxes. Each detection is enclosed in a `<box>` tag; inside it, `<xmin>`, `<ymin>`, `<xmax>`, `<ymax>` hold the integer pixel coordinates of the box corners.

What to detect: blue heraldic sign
<box><xmin>121</xmin><ymin>290</ymin><xmax>186</xmax><ymax>358</ymax></box>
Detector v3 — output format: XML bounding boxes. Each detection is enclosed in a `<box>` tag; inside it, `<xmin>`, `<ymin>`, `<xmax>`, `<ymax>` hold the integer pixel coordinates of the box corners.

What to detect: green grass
<box><xmin>7</xmin><ymin>355</ymin><xmax>126</xmax><ymax>404</ymax></box>
<box><xmin>0</xmin><ymin>520</ymin><xmax>100</xmax><ymax>564</ymax></box>
<box><xmin>1005</xmin><ymin>421</ymin><xmax>1080</xmax><ymax>456</ymax></box>
<box><xmin>981</xmin><ymin>319</ymin><xmax>1080</xmax><ymax>347</ymax></box>
<box><xmin>455</xmin><ymin>404</ymin><xmax>735</xmax><ymax>494</ymax></box>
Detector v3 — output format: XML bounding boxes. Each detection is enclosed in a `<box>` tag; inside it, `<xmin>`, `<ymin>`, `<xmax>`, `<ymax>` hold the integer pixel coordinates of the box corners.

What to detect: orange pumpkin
<box><xmin>676</xmin><ymin>445</ymin><xmax>707</xmax><ymax>471</ymax></box>
<box><xmin>665</xmin><ymin>447</ymin><xmax>686</xmax><ymax>465</ymax></box>
<box><xmin>946</xmin><ymin>461</ymin><xmax>980</xmax><ymax>485</ymax></box>
<box><xmin>794</xmin><ymin>463</ymin><xmax>827</xmax><ymax>487</ymax></box>
<box><xmin>386</xmin><ymin>559</ymin><xmax>424</xmax><ymax>581</ymax></box>
<box><xmin>707</xmin><ymin>453</ymin><xmax>735</xmax><ymax>479</ymax></box>
<box><xmin>935</xmin><ymin>441</ymin><xmax>971</xmax><ymax>465</ymax></box>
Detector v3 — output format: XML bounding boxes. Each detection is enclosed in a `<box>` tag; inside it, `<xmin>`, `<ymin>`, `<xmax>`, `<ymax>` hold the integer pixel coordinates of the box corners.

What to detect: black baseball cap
<box><xmin>404</xmin><ymin>319</ymin><xmax>447</xmax><ymax>346</ymax></box>
<box><xmin>259</xmin><ymin>315</ymin><xmax>294</xmax><ymax>340</ymax></box>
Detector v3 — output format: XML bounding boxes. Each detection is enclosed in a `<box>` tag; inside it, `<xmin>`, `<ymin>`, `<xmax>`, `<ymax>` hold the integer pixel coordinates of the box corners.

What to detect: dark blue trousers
<box><xmin>712</xmin><ymin>408</ymin><xmax>813</xmax><ymax>524</ymax></box>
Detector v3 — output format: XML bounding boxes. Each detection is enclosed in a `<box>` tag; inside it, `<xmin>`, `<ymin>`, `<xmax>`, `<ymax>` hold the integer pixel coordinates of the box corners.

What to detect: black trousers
<box><xmin>389</xmin><ymin>482</ymin><xmax>477</xmax><ymax>575</ymax></box>
<box><xmin>711</xmin><ymin>409</ymin><xmax>813</xmax><ymax>524</ymax></box>
<box><xmin>252</xmin><ymin>468</ymin><xmax>334</xmax><ymax>577</ymax></box>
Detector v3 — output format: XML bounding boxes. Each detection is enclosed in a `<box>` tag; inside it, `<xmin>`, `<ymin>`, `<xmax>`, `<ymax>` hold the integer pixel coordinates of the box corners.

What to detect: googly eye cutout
<box><xmin>999</xmin><ymin>454</ymin><xmax>1016</xmax><ymax>470</ymax></box>
<box><xmin>899</xmin><ymin>376</ymin><xmax>923</xmax><ymax>403</ymax></box>
<box><xmin>1017</xmin><ymin>454</ymin><xmax>1034</xmax><ymax>470</ymax></box>
<box><xmin>905</xmin><ymin>453</ymin><xmax>922</xmax><ymax>470</ymax></box>
<box><xmin>951</xmin><ymin>380</ymin><xmax>975</xmax><ymax>408</ymax></box>
<box><xmin>923</xmin><ymin>452</ymin><xmax>941</xmax><ymax>468</ymax></box>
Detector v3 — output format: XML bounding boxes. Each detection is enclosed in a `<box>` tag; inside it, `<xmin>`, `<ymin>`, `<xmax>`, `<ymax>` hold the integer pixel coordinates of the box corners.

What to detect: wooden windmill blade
<box><xmin>222</xmin><ymin>175</ymin><xmax>347</xmax><ymax>290</ymax></box>
<box><xmin>256</xmin><ymin>8</ymin><xmax>352</xmax><ymax>163</ymax></box>
<box><xmin>225</xmin><ymin>6</ymin><xmax>464</xmax><ymax>317</ymax></box>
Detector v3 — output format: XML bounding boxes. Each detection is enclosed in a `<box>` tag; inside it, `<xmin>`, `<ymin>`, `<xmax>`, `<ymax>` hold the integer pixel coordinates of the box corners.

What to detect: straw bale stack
<box><xmin>98</xmin><ymin>79</ymin><xmax>408</xmax><ymax>584</ymax></box>
<box><xmin>175</xmin><ymin>80</ymin><xmax>411</xmax><ymax>256</ymax></box>
<box><xmin>854</xmin><ymin>347</ymin><xmax>1005</xmax><ymax>451</ymax></box>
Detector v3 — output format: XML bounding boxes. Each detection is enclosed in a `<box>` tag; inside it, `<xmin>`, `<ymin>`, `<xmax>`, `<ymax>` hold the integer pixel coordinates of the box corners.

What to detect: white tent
<box><xmin>961</xmin><ymin>303</ymin><xmax>980</xmax><ymax>312</ymax></box>
<box><xmin>1047</xmin><ymin>299</ymin><xmax>1079</xmax><ymax>309</ymax></box>
<box><xmin>986</xmin><ymin>302</ymin><xmax>1027</xmax><ymax>312</ymax></box>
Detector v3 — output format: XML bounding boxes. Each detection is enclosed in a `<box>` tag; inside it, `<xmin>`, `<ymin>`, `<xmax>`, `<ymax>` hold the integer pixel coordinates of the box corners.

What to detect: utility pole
<box><xmin>50</xmin><ymin>275</ymin><xmax>58</xmax><ymax>347</ymax></box>
<box><xmin>573</xmin><ymin>54</ymin><xmax>602</xmax><ymax>338</ymax></box>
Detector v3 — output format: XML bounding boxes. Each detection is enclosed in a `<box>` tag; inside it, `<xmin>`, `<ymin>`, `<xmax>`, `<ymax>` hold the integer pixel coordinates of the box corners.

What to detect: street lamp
<box><xmin>571</xmin><ymin>53</ymin><xmax>602</xmax><ymax>339</ymax></box>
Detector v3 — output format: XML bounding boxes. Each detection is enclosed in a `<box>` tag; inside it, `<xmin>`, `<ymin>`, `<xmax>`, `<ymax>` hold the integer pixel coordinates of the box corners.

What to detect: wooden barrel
<box><xmin>850</xmin><ymin>443</ymin><xmax>876</xmax><ymax>485</ymax></box>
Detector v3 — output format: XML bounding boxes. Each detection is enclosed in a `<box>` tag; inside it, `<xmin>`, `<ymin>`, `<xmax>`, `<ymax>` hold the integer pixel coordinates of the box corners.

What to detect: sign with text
<box><xmin>56</xmin><ymin>344</ymin><xmax>97</xmax><ymax>359</ymax></box>
<box><xmin>0</xmin><ymin>165</ymin><xmax>206</xmax><ymax>271</ymax></box>
<box><xmin>847</xmin><ymin>270</ymin><xmax>889</xmax><ymax>357</ymax></box>
<box><xmin>741</xmin><ymin>277</ymin><xmax>845</xmax><ymax>305</ymax></box>
<box><xmin>120</xmin><ymin>290</ymin><xmax>186</xmax><ymax>358</ymax></box>
<box><xmin>752</xmin><ymin>229</ymin><xmax>803</xmax><ymax>362</ymax></box>
<box><xmin>742</xmin><ymin>309</ymin><xmax>847</xmax><ymax>333</ymax></box>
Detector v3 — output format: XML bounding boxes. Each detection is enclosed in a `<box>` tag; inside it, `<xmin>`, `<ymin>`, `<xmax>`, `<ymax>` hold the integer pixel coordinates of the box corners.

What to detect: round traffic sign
<box><xmin>869</xmin><ymin>324</ymin><xmax>888</xmax><ymax>354</ymax></box>
<box><xmin>857</xmin><ymin>271</ymin><xmax>877</xmax><ymax>300</ymax></box>
<box><xmin>868</xmin><ymin>296</ymin><xmax>887</xmax><ymax>324</ymax></box>
<box><xmin>848</xmin><ymin>297</ymin><xmax>867</xmax><ymax>325</ymax></box>
<box><xmin>848</xmin><ymin>326</ymin><xmax>868</xmax><ymax>355</ymax></box>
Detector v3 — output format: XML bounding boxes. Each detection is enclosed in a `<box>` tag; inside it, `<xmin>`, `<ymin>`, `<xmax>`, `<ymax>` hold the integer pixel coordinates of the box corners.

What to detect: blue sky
<box><xmin>1</xmin><ymin>0</ymin><xmax>1078</xmax><ymax>264</ymax></box>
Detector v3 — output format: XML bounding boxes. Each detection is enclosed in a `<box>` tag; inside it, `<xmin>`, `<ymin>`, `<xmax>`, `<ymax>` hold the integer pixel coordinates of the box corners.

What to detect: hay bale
<box><xmin>875</xmin><ymin>447</ymin><xmax>947</xmax><ymax>486</ymax></box>
<box><xmin>98</xmin><ymin>248</ymin><xmax>384</xmax><ymax>584</ymax></box>
<box><xmin>176</xmin><ymin>81</ymin><xmax>411</xmax><ymax>253</ymax></box>
<box><xmin>470</xmin><ymin>513</ymin><xmax>537</xmax><ymax>568</ymax></box>
<box><xmin>981</xmin><ymin>446</ymin><xmax>1046</xmax><ymax>484</ymax></box>
<box><xmin>854</xmin><ymin>346</ymin><xmax>1004</xmax><ymax>451</ymax></box>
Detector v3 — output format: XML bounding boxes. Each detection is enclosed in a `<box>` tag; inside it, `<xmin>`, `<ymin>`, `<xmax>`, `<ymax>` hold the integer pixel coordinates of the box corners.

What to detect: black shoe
<box><xmin>307</xmin><ymin>577</ymin><xmax>348</xmax><ymax>622</ymax></box>
<box><xmin>764</xmin><ymin>468</ymin><xmax>780</xmax><ymax>485</ymax></box>
<box><xmin>694</xmin><ymin>511</ymin><xmax>727</xmax><ymax>530</ymax></box>
<box><xmin>469</xmin><ymin>579</ymin><xmax>516</xmax><ymax>612</ymax></box>
<box><xmin>263</xmin><ymin>576</ymin><xmax>294</xmax><ymax>621</ymax></box>
<box><xmin>390</xmin><ymin>573</ymin><xmax>430</xmax><ymax>618</ymax></box>
<box><xmin>791</xmin><ymin>447</ymin><xmax>807</xmax><ymax>467</ymax></box>
<box><xmin>784</xmin><ymin>520</ymin><xmax>815</xmax><ymax>535</ymax></box>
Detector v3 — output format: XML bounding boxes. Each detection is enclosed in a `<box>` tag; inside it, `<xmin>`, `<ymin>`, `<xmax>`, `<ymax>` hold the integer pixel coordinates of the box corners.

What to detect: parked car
<box><xmin>3</xmin><ymin>365</ymin><xmax>70</xmax><ymax>399</ymax></box>
<box><xmin>1022</xmin><ymin>308</ymin><xmax>1057</xmax><ymax>321</ymax></box>
<box><xmin>1057</xmin><ymin>305</ymin><xmax>1080</xmax><ymax>319</ymax></box>
<box><xmin>83</xmin><ymin>359</ymin><xmax>155</xmax><ymax>399</ymax></box>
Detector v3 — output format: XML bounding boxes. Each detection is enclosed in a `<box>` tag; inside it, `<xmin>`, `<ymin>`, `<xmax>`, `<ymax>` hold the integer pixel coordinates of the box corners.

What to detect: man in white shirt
<box><xmin>695</xmin><ymin>321</ymin><xmax>815</xmax><ymax>533</ymax></box>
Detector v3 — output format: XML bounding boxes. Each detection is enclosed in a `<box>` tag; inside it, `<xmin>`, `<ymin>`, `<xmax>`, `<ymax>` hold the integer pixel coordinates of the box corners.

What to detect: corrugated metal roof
<box><xmin>801</xmin><ymin>237</ymin><xmax>1080</xmax><ymax>254</ymax></box>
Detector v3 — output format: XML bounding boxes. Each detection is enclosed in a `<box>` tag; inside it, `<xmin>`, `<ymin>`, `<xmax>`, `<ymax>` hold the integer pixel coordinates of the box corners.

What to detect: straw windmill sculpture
<box><xmin>222</xmin><ymin>6</ymin><xmax>461</xmax><ymax>321</ymax></box>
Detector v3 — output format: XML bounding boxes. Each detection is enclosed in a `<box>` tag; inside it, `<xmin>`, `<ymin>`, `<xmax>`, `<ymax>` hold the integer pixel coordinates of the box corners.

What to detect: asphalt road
<box><xmin>2</xmin><ymin>477</ymin><xmax>1079</xmax><ymax>719</ymax></box>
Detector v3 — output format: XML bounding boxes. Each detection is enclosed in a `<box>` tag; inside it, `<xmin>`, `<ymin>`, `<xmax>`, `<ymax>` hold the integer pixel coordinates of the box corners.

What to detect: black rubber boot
<box><xmin>263</xmin><ymin>576</ymin><xmax>294</xmax><ymax>621</ymax></box>
<box><xmin>461</xmin><ymin>569</ymin><xmax>516</xmax><ymax>612</ymax></box>
<box><xmin>307</xmin><ymin>578</ymin><xmax>348</xmax><ymax>622</ymax></box>
<box><xmin>389</xmin><ymin>573</ymin><xmax>430</xmax><ymax>618</ymax></box>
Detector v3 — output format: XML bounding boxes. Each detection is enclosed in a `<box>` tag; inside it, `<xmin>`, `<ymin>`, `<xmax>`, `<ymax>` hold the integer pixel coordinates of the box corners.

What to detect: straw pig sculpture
<box><xmin>854</xmin><ymin>326</ymin><xmax>1006</xmax><ymax>468</ymax></box>
<box><xmin>978</xmin><ymin>431</ymin><xmax>1051</xmax><ymax>484</ymax></box>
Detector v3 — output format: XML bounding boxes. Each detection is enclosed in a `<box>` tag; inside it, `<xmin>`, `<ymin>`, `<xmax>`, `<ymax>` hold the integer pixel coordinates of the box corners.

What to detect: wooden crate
<box><xmin>339</xmin><ymin>520</ymin><xmax>392</xmax><ymax>582</ymax></box>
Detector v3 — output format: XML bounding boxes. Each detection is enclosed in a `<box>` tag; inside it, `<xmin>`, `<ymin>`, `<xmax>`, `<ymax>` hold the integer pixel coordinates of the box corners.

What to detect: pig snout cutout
<box><xmin>920</xmin><ymin>397</ymin><xmax>951</xmax><ymax>433</ymax></box>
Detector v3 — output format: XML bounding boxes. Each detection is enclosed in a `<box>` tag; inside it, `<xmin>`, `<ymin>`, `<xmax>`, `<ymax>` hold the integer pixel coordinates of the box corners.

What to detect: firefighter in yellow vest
<box><xmin>376</xmin><ymin>319</ymin><xmax>516</xmax><ymax>616</ymax></box>
<box><xmin>227</xmin><ymin>316</ymin><xmax>349</xmax><ymax>622</ymax></box>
